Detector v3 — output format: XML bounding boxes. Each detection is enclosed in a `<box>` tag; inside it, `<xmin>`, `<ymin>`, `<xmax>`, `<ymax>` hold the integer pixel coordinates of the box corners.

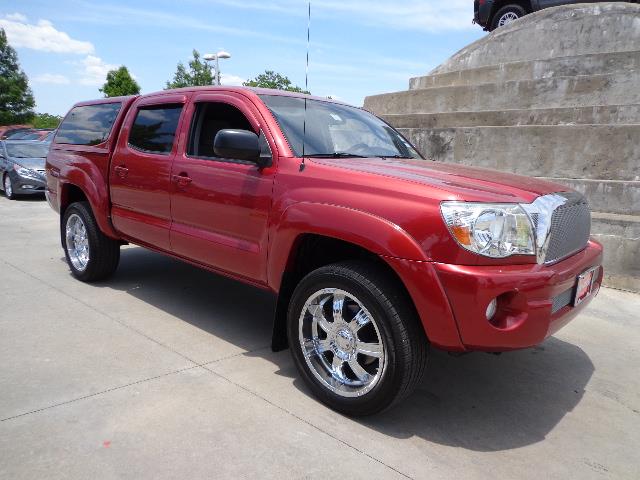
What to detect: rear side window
<box><xmin>56</xmin><ymin>103</ymin><xmax>122</xmax><ymax>145</ymax></box>
<box><xmin>128</xmin><ymin>104</ymin><xmax>183</xmax><ymax>154</ymax></box>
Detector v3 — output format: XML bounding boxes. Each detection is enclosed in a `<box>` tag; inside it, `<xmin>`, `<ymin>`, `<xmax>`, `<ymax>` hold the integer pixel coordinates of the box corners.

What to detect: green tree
<box><xmin>100</xmin><ymin>66</ymin><xmax>141</xmax><ymax>97</ymax></box>
<box><xmin>243</xmin><ymin>70</ymin><xmax>310</xmax><ymax>94</ymax></box>
<box><xmin>0</xmin><ymin>28</ymin><xmax>35</xmax><ymax>125</ymax></box>
<box><xmin>165</xmin><ymin>50</ymin><xmax>213</xmax><ymax>89</ymax></box>
<box><xmin>31</xmin><ymin>113</ymin><xmax>62</xmax><ymax>129</ymax></box>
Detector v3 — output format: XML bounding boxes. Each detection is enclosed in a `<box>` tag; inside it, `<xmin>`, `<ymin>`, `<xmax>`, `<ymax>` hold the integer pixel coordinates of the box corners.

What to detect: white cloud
<box><xmin>33</xmin><ymin>73</ymin><xmax>71</xmax><ymax>85</ymax></box>
<box><xmin>0</xmin><ymin>13</ymin><xmax>94</xmax><ymax>54</ymax></box>
<box><xmin>5</xmin><ymin>13</ymin><xmax>27</xmax><ymax>22</ymax></box>
<box><xmin>78</xmin><ymin>55</ymin><xmax>118</xmax><ymax>86</ymax></box>
<box><xmin>220</xmin><ymin>74</ymin><xmax>245</xmax><ymax>86</ymax></box>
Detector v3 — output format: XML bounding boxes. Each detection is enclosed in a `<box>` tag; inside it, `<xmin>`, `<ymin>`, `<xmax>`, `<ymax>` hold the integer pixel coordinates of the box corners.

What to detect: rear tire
<box><xmin>62</xmin><ymin>202</ymin><xmax>120</xmax><ymax>282</ymax></box>
<box><xmin>287</xmin><ymin>261</ymin><xmax>428</xmax><ymax>416</ymax></box>
<box><xmin>490</xmin><ymin>4</ymin><xmax>526</xmax><ymax>31</ymax></box>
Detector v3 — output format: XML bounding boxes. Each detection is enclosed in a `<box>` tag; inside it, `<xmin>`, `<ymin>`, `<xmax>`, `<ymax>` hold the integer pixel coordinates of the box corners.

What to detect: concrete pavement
<box><xmin>1</xmin><ymin>194</ymin><xmax>638</xmax><ymax>479</ymax></box>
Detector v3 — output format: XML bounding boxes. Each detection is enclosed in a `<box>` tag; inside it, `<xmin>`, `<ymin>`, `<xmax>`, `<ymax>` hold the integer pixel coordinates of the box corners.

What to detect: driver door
<box><xmin>169</xmin><ymin>93</ymin><xmax>277</xmax><ymax>283</ymax></box>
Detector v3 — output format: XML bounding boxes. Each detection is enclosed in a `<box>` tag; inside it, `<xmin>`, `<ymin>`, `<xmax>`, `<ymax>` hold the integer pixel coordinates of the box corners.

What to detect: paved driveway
<box><xmin>1</xmin><ymin>194</ymin><xmax>638</xmax><ymax>479</ymax></box>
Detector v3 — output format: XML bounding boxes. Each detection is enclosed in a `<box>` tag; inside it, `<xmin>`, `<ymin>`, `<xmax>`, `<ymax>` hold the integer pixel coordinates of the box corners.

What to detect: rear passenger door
<box><xmin>109</xmin><ymin>94</ymin><xmax>188</xmax><ymax>250</ymax></box>
<box><xmin>169</xmin><ymin>93</ymin><xmax>276</xmax><ymax>283</ymax></box>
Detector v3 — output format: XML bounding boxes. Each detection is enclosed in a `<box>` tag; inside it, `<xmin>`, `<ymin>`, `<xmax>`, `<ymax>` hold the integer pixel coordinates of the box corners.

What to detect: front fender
<box><xmin>267</xmin><ymin>202</ymin><xmax>430</xmax><ymax>291</ymax></box>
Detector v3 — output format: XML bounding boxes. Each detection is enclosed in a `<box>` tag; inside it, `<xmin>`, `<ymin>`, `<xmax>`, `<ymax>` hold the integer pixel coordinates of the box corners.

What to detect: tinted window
<box><xmin>19</xmin><ymin>133</ymin><xmax>41</xmax><ymax>140</ymax></box>
<box><xmin>129</xmin><ymin>105</ymin><xmax>183</xmax><ymax>154</ymax></box>
<box><xmin>6</xmin><ymin>143</ymin><xmax>49</xmax><ymax>158</ymax></box>
<box><xmin>56</xmin><ymin>103</ymin><xmax>122</xmax><ymax>145</ymax></box>
<box><xmin>187</xmin><ymin>102</ymin><xmax>254</xmax><ymax>158</ymax></box>
<box><xmin>5</xmin><ymin>129</ymin><xmax>31</xmax><ymax>139</ymax></box>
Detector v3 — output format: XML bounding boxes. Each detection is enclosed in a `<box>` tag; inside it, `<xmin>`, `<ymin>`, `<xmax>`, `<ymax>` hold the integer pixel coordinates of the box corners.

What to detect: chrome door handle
<box><xmin>172</xmin><ymin>174</ymin><xmax>192</xmax><ymax>187</ymax></box>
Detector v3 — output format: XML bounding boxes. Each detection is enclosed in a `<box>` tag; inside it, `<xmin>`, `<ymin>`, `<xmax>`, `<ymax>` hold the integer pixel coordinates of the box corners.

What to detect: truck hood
<box><xmin>312</xmin><ymin>157</ymin><xmax>569</xmax><ymax>203</ymax></box>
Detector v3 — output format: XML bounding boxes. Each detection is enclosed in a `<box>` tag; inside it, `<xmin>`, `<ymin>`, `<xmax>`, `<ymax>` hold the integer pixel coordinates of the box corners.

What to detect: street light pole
<box><xmin>204</xmin><ymin>51</ymin><xmax>231</xmax><ymax>86</ymax></box>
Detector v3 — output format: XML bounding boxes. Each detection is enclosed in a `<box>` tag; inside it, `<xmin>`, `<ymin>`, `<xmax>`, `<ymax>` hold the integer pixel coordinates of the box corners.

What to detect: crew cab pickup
<box><xmin>46</xmin><ymin>87</ymin><xmax>603</xmax><ymax>415</ymax></box>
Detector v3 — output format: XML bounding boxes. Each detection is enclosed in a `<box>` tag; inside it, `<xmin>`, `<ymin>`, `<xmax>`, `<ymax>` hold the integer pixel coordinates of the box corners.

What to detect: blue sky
<box><xmin>1</xmin><ymin>0</ymin><xmax>484</xmax><ymax>115</ymax></box>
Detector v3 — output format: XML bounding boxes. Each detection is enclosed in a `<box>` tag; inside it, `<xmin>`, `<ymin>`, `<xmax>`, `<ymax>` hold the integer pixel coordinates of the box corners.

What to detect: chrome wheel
<box><xmin>498</xmin><ymin>12</ymin><xmax>519</xmax><ymax>26</ymax></box>
<box><xmin>4</xmin><ymin>176</ymin><xmax>12</xmax><ymax>198</ymax></box>
<box><xmin>65</xmin><ymin>214</ymin><xmax>90</xmax><ymax>272</ymax></box>
<box><xmin>298</xmin><ymin>288</ymin><xmax>386</xmax><ymax>398</ymax></box>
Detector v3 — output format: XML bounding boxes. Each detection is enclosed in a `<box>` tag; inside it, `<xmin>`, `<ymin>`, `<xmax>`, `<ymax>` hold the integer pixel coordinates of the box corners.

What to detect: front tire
<box><xmin>490</xmin><ymin>4</ymin><xmax>526</xmax><ymax>31</ymax></box>
<box><xmin>287</xmin><ymin>261</ymin><xmax>428</xmax><ymax>416</ymax></box>
<box><xmin>3</xmin><ymin>175</ymin><xmax>15</xmax><ymax>200</ymax></box>
<box><xmin>62</xmin><ymin>202</ymin><xmax>120</xmax><ymax>282</ymax></box>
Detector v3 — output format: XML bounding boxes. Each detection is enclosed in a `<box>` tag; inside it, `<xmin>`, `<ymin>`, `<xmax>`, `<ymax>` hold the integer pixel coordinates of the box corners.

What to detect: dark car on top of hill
<box><xmin>44</xmin><ymin>86</ymin><xmax>602</xmax><ymax>415</ymax></box>
<box><xmin>474</xmin><ymin>0</ymin><xmax>640</xmax><ymax>31</ymax></box>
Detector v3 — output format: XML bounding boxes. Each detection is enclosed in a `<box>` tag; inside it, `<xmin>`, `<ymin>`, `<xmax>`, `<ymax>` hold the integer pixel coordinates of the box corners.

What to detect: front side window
<box><xmin>129</xmin><ymin>104</ymin><xmax>183</xmax><ymax>154</ymax></box>
<box><xmin>187</xmin><ymin>102</ymin><xmax>255</xmax><ymax>158</ymax></box>
<box><xmin>56</xmin><ymin>103</ymin><xmax>122</xmax><ymax>146</ymax></box>
<box><xmin>259</xmin><ymin>94</ymin><xmax>421</xmax><ymax>159</ymax></box>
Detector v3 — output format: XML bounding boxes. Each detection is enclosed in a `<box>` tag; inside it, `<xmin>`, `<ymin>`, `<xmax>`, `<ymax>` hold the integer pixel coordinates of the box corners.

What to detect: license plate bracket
<box><xmin>574</xmin><ymin>266</ymin><xmax>600</xmax><ymax>307</ymax></box>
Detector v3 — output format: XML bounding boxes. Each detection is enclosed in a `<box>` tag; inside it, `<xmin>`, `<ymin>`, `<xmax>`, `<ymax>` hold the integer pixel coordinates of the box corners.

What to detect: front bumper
<box><xmin>385</xmin><ymin>240</ymin><xmax>603</xmax><ymax>352</ymax></box>
<box><xmin>10</xmin><ymin>171</ymin><xmax>46</xmax><ymax>195</ymax></box>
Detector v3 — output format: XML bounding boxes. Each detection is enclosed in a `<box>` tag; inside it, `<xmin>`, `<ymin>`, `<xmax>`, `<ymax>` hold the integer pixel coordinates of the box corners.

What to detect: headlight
<box><xmin>440</xmin><ymin>202</ymin><xmax>535</xmax><ymax>258</ymax></box>
<box><xmin>13</xmin><ymin>164</ymin><xmax>40</xmax><ymax>179</ymax></box>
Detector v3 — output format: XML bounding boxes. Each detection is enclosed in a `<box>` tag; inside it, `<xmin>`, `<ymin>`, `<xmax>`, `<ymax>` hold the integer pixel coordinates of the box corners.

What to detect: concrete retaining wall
<box><xmin>364</xmin><ymin>3</ymin><xmax>640</xmax><ymax>292</ymax></box>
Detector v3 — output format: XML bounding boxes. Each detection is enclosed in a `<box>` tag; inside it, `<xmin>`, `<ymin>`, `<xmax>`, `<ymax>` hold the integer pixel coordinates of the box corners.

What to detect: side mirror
<box><xmin>214</xmin><ymin>129</ymin><xmax>270</xmax><ymax>168</ymax></box>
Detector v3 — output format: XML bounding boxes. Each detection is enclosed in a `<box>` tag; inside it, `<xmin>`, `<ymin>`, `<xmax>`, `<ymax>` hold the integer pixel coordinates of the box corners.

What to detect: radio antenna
<box><xmin>300</xmin><ymin>1</ymin><xmax>311</xmax><ymax>171</ymax></box>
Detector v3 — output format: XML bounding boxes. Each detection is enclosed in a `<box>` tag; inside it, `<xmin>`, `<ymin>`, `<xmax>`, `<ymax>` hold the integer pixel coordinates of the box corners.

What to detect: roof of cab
<box><xmin>67</xmin><ymin>86</ymin><xmax>354</xmax><ymax>112</ymax></box>
<box><xmin>72</xmin><ymin>95</ymin><xmax>138</xmax><ymax>108</ymax></box>
<box><xmin>142</xmin><ymin>86</ymin><xmax>349</xmax><ymax>105</ymax></box>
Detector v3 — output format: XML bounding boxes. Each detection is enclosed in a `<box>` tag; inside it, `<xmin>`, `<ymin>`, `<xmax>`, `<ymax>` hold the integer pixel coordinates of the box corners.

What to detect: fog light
<box><xmin>486</xmin><ymin>298</ymin><xmax>497</xmax><ymax>320</ymax></box>
<box><xmin>21</xmin><ymin>185</ymin><xmax>35</xmax><ymax>189</ymax></box>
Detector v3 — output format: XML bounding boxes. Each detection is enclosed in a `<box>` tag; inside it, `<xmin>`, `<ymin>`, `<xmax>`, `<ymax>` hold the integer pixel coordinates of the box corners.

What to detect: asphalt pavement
<box><xmin>1</xmin><ymin>194</ymin><xmax>638</xmax><ymax>479</ymax></box>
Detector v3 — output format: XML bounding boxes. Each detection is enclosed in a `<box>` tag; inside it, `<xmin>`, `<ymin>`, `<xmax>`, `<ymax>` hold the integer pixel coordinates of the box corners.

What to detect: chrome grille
<box><xmin>545</xmin><ymin>196</ymin><xmax>591</xmax><ymax>264</ymax></box>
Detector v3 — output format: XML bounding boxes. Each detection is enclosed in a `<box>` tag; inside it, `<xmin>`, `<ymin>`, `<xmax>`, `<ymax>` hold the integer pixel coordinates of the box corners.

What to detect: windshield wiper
<box><xmin>305</xmin><ymin>152</ymin><xmax>363</xmax><ymax>158</ymax></box>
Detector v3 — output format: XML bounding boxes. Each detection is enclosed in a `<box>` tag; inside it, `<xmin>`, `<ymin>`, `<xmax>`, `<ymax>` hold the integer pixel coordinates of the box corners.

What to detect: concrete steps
<box><xmin>591</xmin><ymin>212</ymin><xmax>640</xmax><ymax>291</ymax></box>
<box><xmin>410</xmin><ymin>50</ymin><xmax>640</xmax><ymax>90</ymax></box>
<box><xmin>366</xmin><ymin>71</ymin><xmax>640</xmax><ymax>115</ymax></box>
<box><xmin>541</xmin><ymin>178</ymin><xmax>640</xmax><ymax>216</ymax></box>
<box><xmin>592</xmin><ymin>212</ymin><xmax>640</xmax><ymax>238</ymax></box>
<box><xmin>364</xmin><ymin>3</ymin><xmax>640</xmax><ymax>291</ymax></box>
<box><xmin>380</xmin><ymin>104</ymin><xmax>640</xmax><ymax>128</ymax></box>
<box><xmin>399</xmin><ymin>125</ymin><xmax>640</xmax><ymax>181</ymax></box>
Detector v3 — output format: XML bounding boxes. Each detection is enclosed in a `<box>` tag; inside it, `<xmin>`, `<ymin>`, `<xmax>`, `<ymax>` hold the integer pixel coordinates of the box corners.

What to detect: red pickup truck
<box><xmin>46</xmin><ymin>87</ymin><xmax>602</xmax><ymax>415</ymax></box>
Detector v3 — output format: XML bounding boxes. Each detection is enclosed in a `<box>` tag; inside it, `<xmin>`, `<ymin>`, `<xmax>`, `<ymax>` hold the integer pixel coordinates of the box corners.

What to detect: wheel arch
<box><xmin>268</xmin><ymin>202</ymin><xmax>430</xmax><ymax>352</ymax></box>
<box><xmin>58</xmin><ymin>172</ymin><xmax>119</xmax><ymax>239</ymax></box>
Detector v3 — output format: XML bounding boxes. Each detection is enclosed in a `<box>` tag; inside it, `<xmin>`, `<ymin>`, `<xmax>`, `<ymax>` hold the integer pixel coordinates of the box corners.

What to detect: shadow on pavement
<box><xmin>358</xmin><ymin>340</ymin><xmax>593</xmax><ymax>451</ymax></box>
<box><xmin>102</xmin><ymin>246</ymin><xmax>276</xmax><ymax>352</ymax></box>
<box><xmin>102</xmin><ymin>246</ymin><xmax>594</xmax><ymax>452</ymax></box>
<box><xmin>1</xmin><ymin>193</ymin><xmax>46</xmax><ymax>202</ymax></box>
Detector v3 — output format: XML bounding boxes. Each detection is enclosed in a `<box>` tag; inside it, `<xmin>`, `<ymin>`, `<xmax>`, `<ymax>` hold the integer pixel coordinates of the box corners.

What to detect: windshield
<box><xmin>259</xmin><ymin>95</ymin><xmax>422</xmax><ymax>159</ymax></box>
<box><xmin>6</xmin><ymin>143</ymin><xmax>49</xmax><ymax>158</ymax></box>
